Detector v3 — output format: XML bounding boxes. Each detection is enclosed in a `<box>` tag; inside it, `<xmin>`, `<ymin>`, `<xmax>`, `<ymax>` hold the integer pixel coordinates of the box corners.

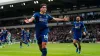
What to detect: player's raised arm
<box><xmin>52</xmin><ymin>16</ymin><xmax>69</xmax><ymax>22</ymax></box>
<box><xmin>24</xmin><ymin>12</ymin><xmax>38</xmax><ymax>23</ymax></box>
<box><xmin>24</xmin><ymin>17</ymin><xmax>35</xmax><ymax>23</ymax></box>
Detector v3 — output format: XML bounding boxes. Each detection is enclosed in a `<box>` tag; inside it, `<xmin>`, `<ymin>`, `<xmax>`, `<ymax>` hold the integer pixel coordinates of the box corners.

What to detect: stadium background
<box><xmin>0</xmin><ymin>0</ymin><xmax>100</xmax><ymax>56</ymax></box>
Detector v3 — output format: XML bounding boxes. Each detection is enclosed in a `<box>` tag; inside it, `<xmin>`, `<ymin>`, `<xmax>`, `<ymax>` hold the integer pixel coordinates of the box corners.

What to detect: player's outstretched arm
<box><xmin>24</xmin><ymin>17</ymin><xmax>35</xmax><ymax>23</ymax></box>
<box><xmin>83</xmin><ymin>27</ymin><xmax>87</xmax><ymax>36</ymax></box>
<box><xmin>52</xmin><ymin>16</ymin><xmax>69</xmax><ymax>22</ymax></box>
<box><xmin>82</xmin><ymin>23</ymin><xmax>87</xmax><ymax>36</ymax></box>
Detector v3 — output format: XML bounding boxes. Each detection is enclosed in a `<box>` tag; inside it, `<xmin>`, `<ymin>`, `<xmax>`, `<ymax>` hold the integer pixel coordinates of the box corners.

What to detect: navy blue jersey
<box><xmin>2</xmin><ymin>30</ymin><xmax>8</xmax><ymax>37</ymax></box>
<box><xmin>21</xmin><ymin>30</ymin><xmax>26</xmax><ymax>37</ymax></box>
<box><xmin>25</xmin><ymin>32</ymin><xmax>30</xmax><ymax>38</ymax></box>
<box><xmin>72</xmin><ymin>21</ymin><xmax>86</xmax><ymax>35</ymax></box>
<box><xmin>33</xmin><ymin>12</ymin><xmax>53</xmax><ymax>33</ymax></box>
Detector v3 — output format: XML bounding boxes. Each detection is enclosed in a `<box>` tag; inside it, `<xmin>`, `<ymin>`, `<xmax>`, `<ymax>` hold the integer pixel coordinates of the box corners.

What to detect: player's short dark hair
<box><xmin>21</xmin><ymin>27</ymin><xmax>24</xmax><ymax>29</ymax></box>
<box><xmin>26</xmin><ymin>28</ymin><xmax>29</xmax><ymax>30</ymax></box>
<box><xmin>76</xmin><ymin>16</ymin><xmax>82</xmax><ymax>19</ymax></box>
<box><xmin>40</xmin><ymin>3</ymin><xmax>47</xmax><ymax>8</ymax></box>
<box><xmin>76</xmin><ymin>15</ymin><xmax>80</xmax><ymax>17</ymax></box>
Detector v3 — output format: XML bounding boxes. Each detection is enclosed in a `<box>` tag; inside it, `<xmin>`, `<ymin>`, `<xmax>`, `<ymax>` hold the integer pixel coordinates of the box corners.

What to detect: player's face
<box><xmin>76</xmin><ymin>16</ymin><xmax>81</xmax><ymax>21</ymax></box>
<box><xmin>40</xmin><ymin>6</ymin><xmax>47</xmax><ymax>13</ymax></box>
<box><xmin>3</xmin><ymin>27</ymin><xmax>6</xmax><ymax>30</ymax></box>
<box><xmin>27</xmin><ymin>30</ymin><xmax>29</xmax><ymax>32</ymax></box>
<box><xmin>21</xmin><ymin>28</ymin><xmax>24</xmax><ymax>30</ymax></box>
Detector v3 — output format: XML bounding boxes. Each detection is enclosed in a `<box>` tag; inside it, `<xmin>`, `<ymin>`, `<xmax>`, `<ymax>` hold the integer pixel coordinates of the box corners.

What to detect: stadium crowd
<box><xmin>1</xmin><ymin>12</ymin><xmax>100</xmax><ymax>43</ymax></box>
<box><xmin>0</xmin><ymin>12</ymin><xmax>100</xmax><ymax>27</ymax></box>
<box><xmin>49</xmin><ymin>24</ymin><xmax>100</xmax><ymax>43</ymax></box>
<box><xmin>4</xmin><ymin>24</ymin><xmax>100</xmax><ymax>43</ymax></box>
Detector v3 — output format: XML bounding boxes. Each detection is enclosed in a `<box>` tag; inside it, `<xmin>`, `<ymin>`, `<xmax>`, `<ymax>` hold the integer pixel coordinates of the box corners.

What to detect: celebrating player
<box><xmin>25</xmin><ymin>29</ymin><xmax>30</xmax><ymax>46</ymax></box>
<box><xmin>2</xmin><ymin>27</ymin><xmax>8</xmax><ymax>46</ymax></box>
<box><xmin>24</xmin><ymin>3</ymin><xmax>68</xmax><ymax>56</ymax></box>
<box><xmin>20</xmin><ymin>27</ymin><xmax>26</xmax><ymax>48</ymax></box>
<box><xmin>70</xmin><ymin>16</ymin><xmax>86</xmax><ymax>54</ymax></box>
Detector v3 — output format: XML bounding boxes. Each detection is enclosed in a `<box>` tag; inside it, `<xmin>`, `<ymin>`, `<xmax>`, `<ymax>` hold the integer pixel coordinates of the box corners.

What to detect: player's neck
<box><xmin>76</xmin><ymin>21</ymin><xmax>80</xmax><ymax>22</ymax></box>
<box><xmin>40</xmin><ymin>12</ymin><xmax>46</xmax><ymax>15</ymax></box>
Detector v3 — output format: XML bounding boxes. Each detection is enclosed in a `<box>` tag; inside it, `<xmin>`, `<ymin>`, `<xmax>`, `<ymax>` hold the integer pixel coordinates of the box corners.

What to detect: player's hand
<box><xmin>69</xmin><ymin>31</ymin><xmax>72</xmax><ymax>34</ymax></box>
<box><xmin>24</xmin><ymin>17</ymin><xmax>29</xmax><ymax>23</ymax></box>
<box><xmin>83</xmin><ymin>32</ymin><xmax>86</xmax><ymax>36</ymax></box>
<box><xmin>64</xmin><ymin>16</ymin><xmax>69</xmax><ymax>21</ymax></box>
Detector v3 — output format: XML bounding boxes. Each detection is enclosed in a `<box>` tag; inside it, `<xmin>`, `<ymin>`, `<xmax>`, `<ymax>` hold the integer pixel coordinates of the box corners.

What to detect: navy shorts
<box><xmin>73</xmin><ymin>34</ymin><xmax>82</xmax><ymax>41</ymax></box>
<box><xmin>36</xmin><ymin>29</ymin><xmax>48</xmax><ymax>44</ymax></box>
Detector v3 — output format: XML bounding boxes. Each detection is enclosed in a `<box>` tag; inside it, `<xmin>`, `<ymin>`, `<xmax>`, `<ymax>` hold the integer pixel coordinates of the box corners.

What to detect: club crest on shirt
<box><xmin>39</xmin><ymin>16</ymin><xmax>47</xmax><ymax>22</ymax></box>
<box><xmin>75</xmin><ymin>24</ymin><xmax>81</xmax><ymax>29</ymax></box>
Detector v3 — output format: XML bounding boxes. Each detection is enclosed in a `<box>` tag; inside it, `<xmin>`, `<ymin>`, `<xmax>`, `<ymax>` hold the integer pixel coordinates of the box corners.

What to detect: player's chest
<box><xmin>26</xmin><ymin>32</ymin><xmax>30</xmax><ymax>35</ymax></box>
<box><xmin>38</xmin><ymin>15</ymin><xmax>48</xmax><ymax>22</ymax></box>
<box><xmin>74</xmin><ymin>23</ymin><xmax>82</xmax><ymax>29</ymax></box>
<box><xmin>3</xmin><ymin>31</ymin><xmax>7</xmax><ymax>34</ymax></box>
<box><xmin>21</xmin><ymin>31</ymin><xmax>25</xmax><ymax>34</ymax></box>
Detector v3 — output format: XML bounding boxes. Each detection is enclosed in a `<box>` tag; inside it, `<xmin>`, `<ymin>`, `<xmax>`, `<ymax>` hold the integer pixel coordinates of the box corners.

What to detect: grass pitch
<box><xmin>0</xmin><ymin>43</ymin><xmax>100</xmax><ymax>56</ymax></box>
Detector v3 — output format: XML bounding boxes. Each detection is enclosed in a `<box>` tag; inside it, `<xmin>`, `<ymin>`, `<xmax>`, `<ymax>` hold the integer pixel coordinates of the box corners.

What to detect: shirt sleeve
<box><xmin>32</xmin><ymin>13</ymin><xmax>38</xmax><ymax>19</ymax></box>
<box><xmin>82</xmin><ymin>22</ymin><xmax>87</xmax><ymax>32</ymax></box>
<box><xmin>48</xmin><ymin>14</ymin><xmax>53</xmax><ymax>21</ymax></box>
